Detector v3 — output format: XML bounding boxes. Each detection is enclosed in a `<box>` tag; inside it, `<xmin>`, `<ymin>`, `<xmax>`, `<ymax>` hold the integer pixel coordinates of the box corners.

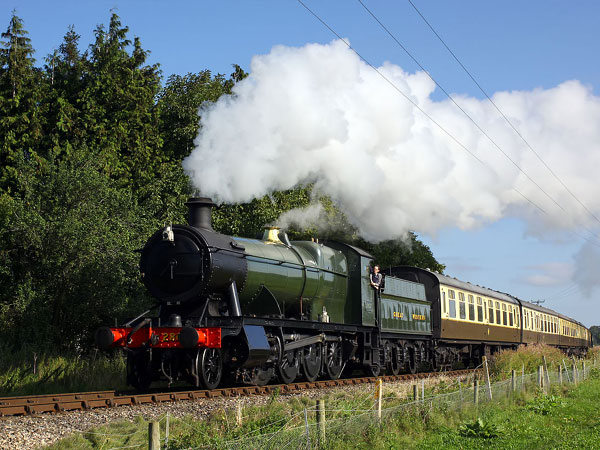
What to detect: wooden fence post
<box><xmin>543</xmin><ymin>356</ymin><xmax>550</xmax><ymax>389</ymax></box>
<box><xmin>483</xmin><ymin>356</ymin><xmax>492</xmax><ymax>400</ymax></box>
<box><xmin>413</xmin><ymin>384</ymin><xmax>418</xmax><ymax>402</ymax></box>
<box><xmin>236</xmin><ymin>401</ymin><xmax>243</xmax><ymax>427</ymax></box>
<box><xmin>511</xmin><ymin>370</ymin><xmax>516</xmax><ymax>394</ymax></box>
<box><xmin>148</xmin><ymin>421</ymin><xmax>160</xmax><ymax>450</ymax></box>
<box><xmin>558</xmin><ymin>365</ymin><xmax>563</xmax><ymax>384</ymax></box>
<box><xmin>375</xmin><ymin>379</ymin><xmax>383</xmax><ymax>422</ymax></box>
<box><xmin>317</xmin><ymin>399</ymin><xmax>326</xmax><ymax>444</ymax></box>
<box><xmin>474</xmin><ymin>379</ymin><xmax>479</xmax><ymax>405</ymax></box>
<box><xmin>165</xmin><ymin>413</ymin><xmax>169</xmax><ymax>448</ymax></box>
<box><xmin>537</xmin><ymin>366</ymin><xmax>543</xmax><ymax>389</ymax></box>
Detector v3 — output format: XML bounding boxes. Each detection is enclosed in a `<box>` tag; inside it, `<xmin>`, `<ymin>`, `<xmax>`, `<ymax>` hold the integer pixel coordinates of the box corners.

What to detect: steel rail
<box><xmin>0</xmin><ymin>369</ymin><xmax>479</xmax><ymax>417</ymax></box>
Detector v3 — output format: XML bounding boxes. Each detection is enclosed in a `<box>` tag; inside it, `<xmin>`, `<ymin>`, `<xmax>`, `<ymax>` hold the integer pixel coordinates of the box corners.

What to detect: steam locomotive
<box><xmin>95</xmin><ymin>198</ymin><xmax>591</xmax><ymax>390</ymax></box>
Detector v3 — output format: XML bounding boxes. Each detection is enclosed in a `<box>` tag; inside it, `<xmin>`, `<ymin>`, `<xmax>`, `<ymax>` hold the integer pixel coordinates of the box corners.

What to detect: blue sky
<box><xmin>2</xmin><ymin>1</ymin><xmax>599</xmax><ymax>326</ymax></box>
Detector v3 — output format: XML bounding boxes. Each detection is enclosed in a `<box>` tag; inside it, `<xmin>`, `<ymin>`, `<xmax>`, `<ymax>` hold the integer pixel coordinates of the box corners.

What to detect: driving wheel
<box><xmin>301</xmin><ymin>343</ymin><xmax>322</xmax><ymax>382</ymax></box>
<box><xmin>324</xmin><ymin>341</ymin><xmax>344</xmax><ymax>380</ymax></box>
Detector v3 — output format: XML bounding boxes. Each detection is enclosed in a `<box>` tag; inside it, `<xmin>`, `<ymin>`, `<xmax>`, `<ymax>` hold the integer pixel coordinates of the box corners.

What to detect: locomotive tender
<box><xmin>96</xmin><ymin>198</ymin><xmax>591</xmax><ymax>389</ymax></box>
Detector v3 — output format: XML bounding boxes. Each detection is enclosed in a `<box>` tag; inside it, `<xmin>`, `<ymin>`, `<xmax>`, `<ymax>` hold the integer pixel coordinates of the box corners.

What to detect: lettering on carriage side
<box><xmin>412</xmin><ymin>314</ymin><xmax>426</xmax><ymax>321</ymax></box>
<box><xmin>393</xmin><ymin>312</ymin><xmax>404</xmax><ymax>319</ymax></box>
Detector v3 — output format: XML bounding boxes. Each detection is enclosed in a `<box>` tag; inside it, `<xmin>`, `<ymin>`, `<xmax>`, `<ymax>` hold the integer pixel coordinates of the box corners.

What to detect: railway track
<box><xmin>0</xmin><ymin>369</ymin><xmax>479</xmax><ymax>417</ymax></box>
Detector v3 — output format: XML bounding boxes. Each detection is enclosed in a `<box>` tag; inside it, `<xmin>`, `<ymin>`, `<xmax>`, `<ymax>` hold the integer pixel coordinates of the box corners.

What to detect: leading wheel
<box><xmin>324</xmin><ymin>341</ymin><xmax>344</xmax><ymax>380</ymax></box>
<box><xmin>198</xmin><ymin>348</ymin><xmax>222</xmax><ymax>390</ymax></box>
<box><xmin>301</xmin><ymin>343</ymin><xmax>322</xmax><ymax>382</ymax></box>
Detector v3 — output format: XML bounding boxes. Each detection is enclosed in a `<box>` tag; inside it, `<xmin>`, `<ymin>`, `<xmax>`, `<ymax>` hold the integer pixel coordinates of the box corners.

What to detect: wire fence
<box><xmin>77</xmin><ymin>358</ymin><xmax>595</xmax><ymax>450</ymax></box>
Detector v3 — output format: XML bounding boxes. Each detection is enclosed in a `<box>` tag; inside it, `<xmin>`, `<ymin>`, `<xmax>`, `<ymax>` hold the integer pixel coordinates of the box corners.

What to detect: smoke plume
<box><xmin>183</xmin><ymin>40</ymin><xmax>600</xmax><ymax>242</ymax></box>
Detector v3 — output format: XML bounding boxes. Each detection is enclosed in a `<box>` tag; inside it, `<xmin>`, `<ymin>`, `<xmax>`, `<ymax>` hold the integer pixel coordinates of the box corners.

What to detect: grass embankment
<box><xmin>0</xmin><ymin>348</ymin><xmax>126</xmax><ymax>396</ymax></box>
<box><xmin>47</xmin><ymin>346</ymin><xmax>600</xmax><ymax>449</ymax></box>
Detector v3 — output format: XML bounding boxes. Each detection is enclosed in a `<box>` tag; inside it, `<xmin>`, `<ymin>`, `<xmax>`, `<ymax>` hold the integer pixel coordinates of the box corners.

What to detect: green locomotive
<box><xmin>97</xmin><ymin>198</ymin><xmax>432</xmax><ymax>389</ymax></box>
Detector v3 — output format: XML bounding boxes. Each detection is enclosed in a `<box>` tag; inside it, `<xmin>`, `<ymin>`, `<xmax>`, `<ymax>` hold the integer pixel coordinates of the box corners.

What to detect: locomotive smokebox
<box><xmin>185</xmin><ymin>197</ymin><xmax>215</xmax><ymax>230</ymax></box>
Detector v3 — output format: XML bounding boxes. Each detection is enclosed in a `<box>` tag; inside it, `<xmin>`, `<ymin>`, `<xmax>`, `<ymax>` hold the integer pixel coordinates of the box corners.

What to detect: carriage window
<box><xmin>515</xmin><ymin>309</ymin><xmax>520</xmax><ymax>327</ymax></box>
<box><xmin>495</xmin><ymin>301</ymin><xmax>501</xmax><ymax>324</ymax></box>
<box><xmin>502</xmin><ymin>304</ymin><xmax>507</xmax><ymax>325</ymax></box>
<box><xmin>448</xmin><ymin>289</ymin><xmax>456</xmax><ymax>318</ymax></box>
<box><xmin>509</xmin><ymin>307</ymin><xmax>514</xmax><ymax>326</ymax></box>
<box><xmin>468</xmin><ymin>295</ymin><xmax>475</xmax><ymax>321</ymax></box>
<box><xmin>459</xmin><ymin>293</ymin><xmax>466</xmax><ymax>320</ymax></box>
<box><xmin>488</xmin><ymin>301</ymin><xmax>494</xmax><ymax>323</ymax></box>
<box><xmin>442</xmin><ymin>291</ymin><xmax>446</xmax><ymax>314</ymax></box>
<box><xmin>477</xmin><ymin>297</ymin><xmax>483</xmax><ymax>322</ymax></box>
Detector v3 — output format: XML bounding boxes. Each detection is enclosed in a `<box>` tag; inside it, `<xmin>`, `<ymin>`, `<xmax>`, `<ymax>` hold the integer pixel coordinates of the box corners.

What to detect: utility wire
<box><xmin>356</xmin><ymin>0</ymin><xmax>566</xmax><ymax>215</ymax></box>
<box><xmin>296</xmin><ymin>0</ymin><xmax>485</xmax><ymax>166</ymax></box>
<box><xmin>296</xmin><ymin>0</ymin><xmax>600</xmax><ymax>249</ymax></box>
<box><xmin>406</xmin><ymin>0</ymin><xmax>600</xmax><ymax>228</ymax></box>
<box><xmin>355</xmin><ymin>0</ymin><xmax>600</xmax><ymax>246</ymax></box>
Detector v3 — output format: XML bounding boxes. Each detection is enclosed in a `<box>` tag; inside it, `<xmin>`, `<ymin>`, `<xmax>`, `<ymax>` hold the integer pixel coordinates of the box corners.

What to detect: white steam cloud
<box><xmin>183</xmin><ymin>40</ymin><xmax>600</xmax><ymax>242</ymax></box>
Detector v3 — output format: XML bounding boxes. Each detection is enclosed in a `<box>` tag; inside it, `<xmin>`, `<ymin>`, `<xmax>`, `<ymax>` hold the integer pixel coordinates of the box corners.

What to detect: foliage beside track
<box><xmin>488</xmin><ymin>344</ymin><xmax>566</xmax><ymax>377</ymax></box>
<box><xmin>0</xmin><ymin>348</ymin><xmax>127</xmax><ymax>396</ymax></box>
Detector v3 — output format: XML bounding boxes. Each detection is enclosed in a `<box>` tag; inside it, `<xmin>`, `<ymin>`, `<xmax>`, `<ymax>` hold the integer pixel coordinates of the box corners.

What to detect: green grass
<box><xmin>0</xmin><ymin>348</ymin><xmax>127</xmax><ymax>396</ymax></box>
<box><xmin>45</xmin><ymin>371</ymin><xmax>600</xmax><ymax>450</ymax></box>
<box><xmin>414</xmin><ymin>380</ymin><xmax>600</xmax><ymax>449</ymax></box>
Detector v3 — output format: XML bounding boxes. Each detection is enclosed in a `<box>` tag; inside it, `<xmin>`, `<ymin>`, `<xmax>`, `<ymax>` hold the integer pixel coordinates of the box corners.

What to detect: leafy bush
<box><xmin>587</xmin><ymin>367</ymin><xmax>600</xmax><ymax>380</ymax></box>
<box><xmin>526</xmin><ymin>394</ymin><xmax>564</xmax><ymax>415</ymax></box>
<box><xmin>489</xmin><ymin>344</ymin><xmax>565</xmax><ymax>377</ymax></box>
<box><xmin>586</xmin><ymin>346</ymin><xmax>600</xmax><ymax>361</ymax></box>
<box><xmin>458</xmin><ymin>417</ymin><xmax>500</xmax><ymax>439</ymax></box>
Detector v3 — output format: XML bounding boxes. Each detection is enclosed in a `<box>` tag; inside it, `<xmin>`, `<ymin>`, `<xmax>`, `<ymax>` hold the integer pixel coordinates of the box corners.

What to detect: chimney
<box><xmin>185</xmin><ymin>197</ymin><xmax>215</xmax><ymax>230</ymax></box>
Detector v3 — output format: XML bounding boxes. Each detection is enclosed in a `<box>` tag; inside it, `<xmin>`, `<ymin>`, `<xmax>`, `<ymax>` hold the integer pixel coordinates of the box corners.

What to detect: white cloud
<box><xmin>183</xmin><ymin>40</ymin><xmax>600</xmax><ymax>242</ymax></box>
<box><xmin>573</xmin><ymin>242</ymin><xmax>600</xmax><ymax>296</ymax></box>
<box><xmin>519</xmin><ymin>262</ymin><xmax>574</xmax><ymax>287</ymax></box>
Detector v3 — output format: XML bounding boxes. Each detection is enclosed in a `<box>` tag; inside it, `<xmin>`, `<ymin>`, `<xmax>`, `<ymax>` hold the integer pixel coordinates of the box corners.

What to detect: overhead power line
<box><xmin>356</xmin><ymin>0</ymin><xmax>567</xmax><ymax>216</ymax></box>
<box><xmin>295</xmin><ymin>0</ymin><xmax>600</xmax><ymax>249</ymax></box>
<box><xmin>354</xmin><ymin>0</ymin><xmax>600</xmax><ymax>246</ymax></box>
<box><xmin>296</xmin><ymin>0</ymin><xmax>484</xmax><ymax>167</ymax></box>
<box><xmin>406</xmin><ymin>0</ymin><xmax>600</xmax><ymax>229</ymax></box>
